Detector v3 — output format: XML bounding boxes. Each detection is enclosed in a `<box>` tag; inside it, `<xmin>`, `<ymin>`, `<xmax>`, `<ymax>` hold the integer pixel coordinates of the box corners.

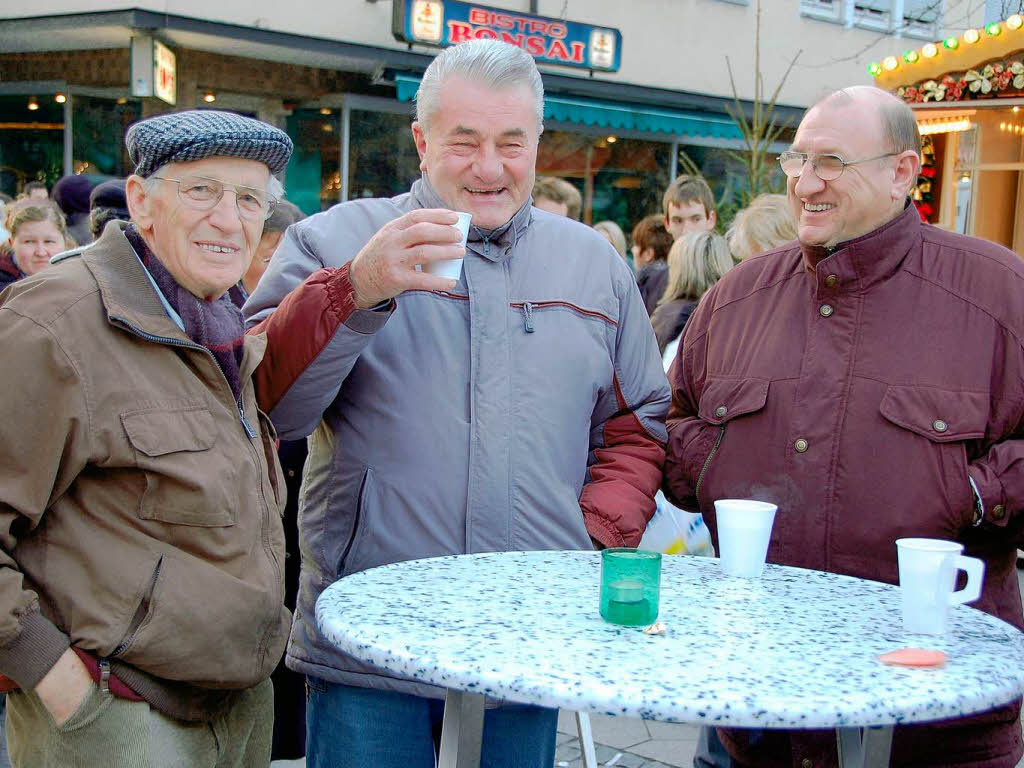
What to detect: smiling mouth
<box><xmin>465</xmin><ymin>187</ymin><xmax>506</xmax><ymax>198</ymax></box>
<box><xmin>195</xmin><ymin>242</ymin><xmax>239</xmax><ymax>254</ymax></box>
<box><xmin>803</xmin><ymin>202</ymin><xmax>836</xmax><ymax>213</ymax></box>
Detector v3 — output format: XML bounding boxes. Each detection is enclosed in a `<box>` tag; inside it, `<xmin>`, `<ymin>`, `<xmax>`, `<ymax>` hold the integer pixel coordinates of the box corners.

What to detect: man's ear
<box><xmin>707</xmin><ymin>209</ymin><xmax>718</xmax><ymax>229</ymax></box>
<box><xmin>411</xmin><ymin>122</ymin><xmax>429</xmax><ymax>172</ymax></box>
<box><xmin>893</xmin><ymin>150</ymin><xmax>922</xmax><ymax>202</ymax></box>
<box><xmin>125</xmin><ymin>175</ymin><xmax>153</xmax><ymax>230</ymax></box>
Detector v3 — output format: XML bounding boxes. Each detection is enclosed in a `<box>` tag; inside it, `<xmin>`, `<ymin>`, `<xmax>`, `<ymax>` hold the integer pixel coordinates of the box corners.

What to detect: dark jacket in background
<box><xmin>650</xmin><ymin>297</ymin><xmax>697</xmax><ymax>354</ymax></box>
<box><xmin>0</xmin><ymin>251</ymin><xmax>22</xmax><ymax>290</ymax></box>
<box><xmin>635</xmin><ymin>259</ymin><xmax>668</xmax><ymax>316</ymax></box>
<box><xmin>664</xmin><ymin>203</ymin><xmax>1024</xmax><ymax>767</ymax></box>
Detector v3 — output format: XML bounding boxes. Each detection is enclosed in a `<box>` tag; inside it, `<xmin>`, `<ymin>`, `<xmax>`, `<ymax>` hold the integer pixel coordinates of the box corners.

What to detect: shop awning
<box><xmin>394</xmin><ymin>73</ymin><xmax>743</xmax><ymax>141</ymax></box>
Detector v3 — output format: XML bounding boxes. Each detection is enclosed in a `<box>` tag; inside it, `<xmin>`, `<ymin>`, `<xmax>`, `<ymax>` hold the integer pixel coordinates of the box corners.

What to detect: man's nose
<box><xmin>473</xmin><ymin>145</ymin><xmax>503</xmax><ymax>181</ymax></box>
<box><xmin>793</xmin><ymin>160</ymin><xmax>825</xmax><ymax>198</ymax></box>
<box><xmin>207</xmin><ymin>189</ymin><xmax>244</xmax><ymax>230</ymax></box>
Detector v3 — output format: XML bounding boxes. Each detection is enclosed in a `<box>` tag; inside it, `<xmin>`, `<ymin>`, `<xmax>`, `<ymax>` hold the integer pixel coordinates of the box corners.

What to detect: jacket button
<box><xmin>819</xmin><ymin>304</ymin><xmax>834</xmax><ymax>317</ymax></box>
<box><xmin>794</xmin><ymin>438</ymin><xmax>809</xmax><ymax>453</ymax></box>
<box><xmin>933</xmin><ymin>419</ymin><xmax>948</xmax><ymax>433</ymax></box>
<box><xmin>992</xmin><ymin>504</ymin><xmax>1006</xmax><ymax>521</ymax></box>
<box><xmin>824</xmin><ymin>274</ymin><xmax>838</xmax><ymax>288</ymax></box>
<box><xmin>802</xmin><ymin>760</ymin><xmax>813</xmax><ymax>768</ymax></box>
<box><xmin>715</xmin><ymin>405</ymin><xmax>728</xmax><ymax>418</ymax></box>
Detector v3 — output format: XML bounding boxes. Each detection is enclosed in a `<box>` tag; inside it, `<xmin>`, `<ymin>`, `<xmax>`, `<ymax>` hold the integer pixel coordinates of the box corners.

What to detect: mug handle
<box><xmin>948</xmin><ymin>555</ymin><xmax>985</xmax><ymax>606</ymax></box>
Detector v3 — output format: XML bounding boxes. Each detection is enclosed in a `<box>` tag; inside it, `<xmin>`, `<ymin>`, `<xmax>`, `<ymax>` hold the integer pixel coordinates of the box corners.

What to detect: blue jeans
<box><xmin>306</xmin><ymin>678</ymin><xmax>558</xmax><ymax>768</ymax></box>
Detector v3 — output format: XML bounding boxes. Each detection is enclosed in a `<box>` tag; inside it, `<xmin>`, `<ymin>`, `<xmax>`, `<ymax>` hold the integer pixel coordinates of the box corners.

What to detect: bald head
<box><xmin>787</xmin><ymin>85</ymin><xmax>923</xmax><ymax>249</ymax></box>
<box><xmin>812</xmin><ymin>86</ymin><xmax>921</xmax><ymax>159</ymax></box>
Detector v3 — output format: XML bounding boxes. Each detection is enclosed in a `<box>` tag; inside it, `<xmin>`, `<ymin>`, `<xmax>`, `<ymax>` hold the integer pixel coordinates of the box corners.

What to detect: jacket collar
<box><xmin>801</xmin><ymin>202</ymin><xmax>921</xmax><ymax>293</ymax></box>
<box><xmin>410</xmin><ymin>174</ymin><xmax>533</xmax><ymax>263</ymax></box>
<box><xmin>81</xmin><ymin>221</ymin><xmax>266</xmax><ymax>377</ymax></box>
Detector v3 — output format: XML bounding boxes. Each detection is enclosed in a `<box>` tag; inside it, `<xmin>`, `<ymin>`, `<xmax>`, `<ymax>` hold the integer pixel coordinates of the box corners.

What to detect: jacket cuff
<box><xmin>584</xmin><ymin>511</ymin><xmax>626</xmax><ymax>549</ymax></box>
<box><xmin>0</xmin><ymin>608</ymin><xmax>71</xmax><ymax>689</ymax></box>
<box><xmin>327</xmin><ymin>263</ymin><xmax>394</xmax><ymax>335</ymax></box>
<box><xmin>967</xmin><ymin>465</ymin><xmax>1009</xmax><ymax>527</ymax></box>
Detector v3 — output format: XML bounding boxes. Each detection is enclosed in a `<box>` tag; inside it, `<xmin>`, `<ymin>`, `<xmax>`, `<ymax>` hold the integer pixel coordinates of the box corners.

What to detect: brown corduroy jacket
<box><xmin>0</xmin><ymin>222</ymin><xmax>288</xmax><ymax>721</ymax></box>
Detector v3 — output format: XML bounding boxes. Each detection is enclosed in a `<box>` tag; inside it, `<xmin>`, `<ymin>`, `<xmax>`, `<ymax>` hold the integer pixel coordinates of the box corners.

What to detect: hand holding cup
<box><xmin>348</xmin><ymin>208</ymin><xmax>467</xmax><ymax>308</ymax></box>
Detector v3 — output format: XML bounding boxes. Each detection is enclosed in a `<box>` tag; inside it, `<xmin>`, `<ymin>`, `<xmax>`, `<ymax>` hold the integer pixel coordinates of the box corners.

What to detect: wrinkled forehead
<box><xmin>792</xmin><ymin>101</ymin><xmax>885</xmax><ymax>157</ymax></box>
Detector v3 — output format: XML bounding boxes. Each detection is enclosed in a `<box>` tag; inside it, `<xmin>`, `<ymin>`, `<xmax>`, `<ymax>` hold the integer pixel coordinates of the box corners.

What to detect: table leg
<box><xmin>837</xmin><ymin>726</ymin><xmax>894</xmax><ymax>768</ymax></box>
<box><xmin>438</xmin><ymin>690</ymin><xmax>486</xmax><ymax>768</ymax></box>
<box><xmin>575</xmin><ymin>712</ymin><xmax>598</xmax><ymax>768</ymax></box>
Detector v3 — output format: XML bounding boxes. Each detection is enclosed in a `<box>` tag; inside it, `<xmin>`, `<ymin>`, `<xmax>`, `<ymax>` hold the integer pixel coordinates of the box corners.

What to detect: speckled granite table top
<box><xmin>316</xmin><ymin>550</ymin><xmax>1024</xmax><ymax>729</ymax></box>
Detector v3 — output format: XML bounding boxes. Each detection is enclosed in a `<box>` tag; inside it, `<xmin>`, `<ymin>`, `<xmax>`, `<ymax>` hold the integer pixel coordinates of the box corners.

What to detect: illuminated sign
<box><xmin>130</xmin><ymin>37</ymin><xmax>176</xmax><ymax>105</ymax></box>
<box><xmin>392</xmin><ymin>0</ymin><xmax>622</xmax><ymax>72</ymax></box>
<box><xmin>153</xmin><ymin>40</ymin><xmax>176</xmax><ymax>106</ymax></box>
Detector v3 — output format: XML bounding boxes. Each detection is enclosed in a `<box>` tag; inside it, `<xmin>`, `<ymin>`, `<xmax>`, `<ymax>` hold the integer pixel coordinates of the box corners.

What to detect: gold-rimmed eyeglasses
<box><xmin>778</xmin><ymin>151</ymin><xmax>899</xmax><ymax>182</ymax></box>
<box><xmin>151</xmin><ymin>175</ymin><xmax>277</xmax><ymax>220</ymax></box>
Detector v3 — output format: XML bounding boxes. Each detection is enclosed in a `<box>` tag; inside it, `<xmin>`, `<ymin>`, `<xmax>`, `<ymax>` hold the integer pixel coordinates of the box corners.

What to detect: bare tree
<box><xmin>725</xmin><ymin>0</ymin><xmax>801</xmax><ymax>207</ymax></box>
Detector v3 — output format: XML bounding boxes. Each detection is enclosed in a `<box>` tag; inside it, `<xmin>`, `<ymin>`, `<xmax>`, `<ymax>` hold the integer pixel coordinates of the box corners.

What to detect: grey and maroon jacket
<box><xmin>244</xmin><ymin>176</ymin><xmax>670</xmax><ymax>697</ymax></box>
<box><xmin>664</xmin><ymin>203</ymin><xmax>1024</xmax><ymax>767</ymax></box>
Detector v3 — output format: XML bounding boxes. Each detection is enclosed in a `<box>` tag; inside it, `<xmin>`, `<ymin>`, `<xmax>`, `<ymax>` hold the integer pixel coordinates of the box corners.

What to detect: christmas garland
<box><xmin>897</xmin><ymin>59</ymin><xmax>1024</xmax><ymax>103</ymax></box>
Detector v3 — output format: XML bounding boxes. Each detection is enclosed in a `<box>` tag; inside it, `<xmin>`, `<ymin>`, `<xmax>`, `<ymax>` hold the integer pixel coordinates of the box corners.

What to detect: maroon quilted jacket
<box><xmin>664</xmin><ymin>203</ymin><xmax>1024</xmax><ymax>768</ymax></box>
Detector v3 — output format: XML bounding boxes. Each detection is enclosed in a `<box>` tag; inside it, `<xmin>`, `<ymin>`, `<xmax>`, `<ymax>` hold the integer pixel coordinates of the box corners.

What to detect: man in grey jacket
<box><xmin>245</xmin><ymin>39</ymin><xmax>670</xmax><ymax>768</ymax></box>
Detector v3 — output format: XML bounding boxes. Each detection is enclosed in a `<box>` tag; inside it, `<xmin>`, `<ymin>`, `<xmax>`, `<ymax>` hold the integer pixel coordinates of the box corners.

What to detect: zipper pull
<box><xmin>522</xmin><ymin>302</ymin><xmax>534</xmax><ymax>333</ymax></box>
<box><xmin>99</xmin><ymin>659</ymin><xmax>111</xmax><ymax>695</ymax></box>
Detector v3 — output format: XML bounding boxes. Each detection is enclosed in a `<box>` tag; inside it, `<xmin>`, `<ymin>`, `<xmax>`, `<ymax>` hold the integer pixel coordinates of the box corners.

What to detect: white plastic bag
<box><xmin>639</xmin><ymin>491</ymin><xmax>715</xmax><ymax>557</ymax></box>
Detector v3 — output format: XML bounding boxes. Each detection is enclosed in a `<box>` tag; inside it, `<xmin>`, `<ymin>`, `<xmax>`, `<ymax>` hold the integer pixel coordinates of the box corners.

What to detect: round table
<box><xmin>317</xmin><ymin>550</ymin><xmax>1024</xmax><ymax>767</ymax></box>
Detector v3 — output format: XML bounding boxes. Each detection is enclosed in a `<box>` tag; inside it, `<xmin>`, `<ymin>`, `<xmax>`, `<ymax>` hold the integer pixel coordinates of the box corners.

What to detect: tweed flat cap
<box><xmin>126</xmin><ymin>110</ymin><xmax>293</xmax><ymax>178</ymax></box>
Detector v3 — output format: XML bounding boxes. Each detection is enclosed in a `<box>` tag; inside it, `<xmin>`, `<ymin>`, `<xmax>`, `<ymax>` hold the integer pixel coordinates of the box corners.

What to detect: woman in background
<box><xmin>727</xmin><ymin>193</ymin><xmax>797</xmax><ymax>262</ymax></box>
<box><xmin>1</xmin><ymin>203</ymin><xmax>70</xmax><ymax>289</ymax></box>
<box><xmin>593</xmin><ymin>220</ymin><xmax>629</xmax><ymax>266</ymax></box>
<box><xmin>650</xmin><ymin>230</ymin><xmax>733</xmax><ymax>361</ymax></box>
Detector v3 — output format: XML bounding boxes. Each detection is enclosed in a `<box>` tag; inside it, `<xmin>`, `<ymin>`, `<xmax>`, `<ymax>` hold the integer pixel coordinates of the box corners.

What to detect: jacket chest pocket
<box><xmin>878</xmin><ymin>385</ymin><xmax>989</xmax><ymax>531</ymax></box>
<box><xmin>694</xmin><ymin>377</ymin><xmax>771</xmax><ymax>507</ymax></box>
<box><xmin>121</xmin><ymin>404</ymin><xmax>237</xmax><ymax>527</ymax></box>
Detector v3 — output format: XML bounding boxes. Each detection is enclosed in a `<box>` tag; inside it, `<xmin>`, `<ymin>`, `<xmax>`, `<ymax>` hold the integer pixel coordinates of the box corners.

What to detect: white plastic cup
<box><xmin>424</xmin><ymin>211</ymin><xmax>471</xmax><ymax>280</ymax></box>
<box><xmin>896</xmin><ymin>538</ymin><xmax>985</xmax><ymax>634</ymax></box>
<box><xmin>714</xmin><ymin>499</ymin><xmax>777</xmax><ymax>578</ymax></box>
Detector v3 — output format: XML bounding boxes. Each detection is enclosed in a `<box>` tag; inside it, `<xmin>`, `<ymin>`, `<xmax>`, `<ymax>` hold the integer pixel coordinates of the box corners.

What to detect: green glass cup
<box><xmin>599</xmin><ymin>548</ymin><xmax>662</xmax><ymax>626</ymax></box>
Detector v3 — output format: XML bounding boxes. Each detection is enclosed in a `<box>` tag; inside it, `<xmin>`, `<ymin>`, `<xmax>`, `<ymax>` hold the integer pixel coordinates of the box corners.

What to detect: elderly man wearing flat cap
<box><xmin>0</xmin><ymin>110</ymin><xmax>292</xmax><ymax>767</ymax></box>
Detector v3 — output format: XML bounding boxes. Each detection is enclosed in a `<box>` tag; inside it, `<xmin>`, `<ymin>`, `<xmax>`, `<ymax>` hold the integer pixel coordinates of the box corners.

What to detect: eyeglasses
<box><xmin>151</xmin><ymin>175</ymin><xmax>277</xmax><ymax>220</ymax></box>
<box><xmin>778</xmin><ymin>151</ymin><xmax>899</xmax><ymax>182</ymax></box>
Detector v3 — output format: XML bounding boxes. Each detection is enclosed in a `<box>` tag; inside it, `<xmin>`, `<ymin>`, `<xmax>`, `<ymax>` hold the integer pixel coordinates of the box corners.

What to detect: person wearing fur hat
<box><xmin>0</xmin><ymin>109</ymin><xmax>293</xmax><ymax>767</ymax></box>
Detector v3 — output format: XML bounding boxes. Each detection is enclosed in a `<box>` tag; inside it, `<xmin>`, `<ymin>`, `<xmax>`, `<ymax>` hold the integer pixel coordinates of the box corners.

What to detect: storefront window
<box><xmin>537</xmin><ymin>130</ymin><xmax>671</xmax><ymax>232</ymax></box>
<box><xmin>348</xmin><ymin>109</ymin><xmax>420</xmax><ymax>200</ymax></box>
<box><xmin>0</xmin><ymin>94</ymin><xmax>64</xmax><ymax>196</ymax></box>
<box><xmin>285</xmin><ymin>108</ymin><xmax>341</xmax><ymax>215</ymax></box>
<box><xmin>71</xmin><ymin>96</ymin><xmax>140</xmax><ymax>177</ymax></box>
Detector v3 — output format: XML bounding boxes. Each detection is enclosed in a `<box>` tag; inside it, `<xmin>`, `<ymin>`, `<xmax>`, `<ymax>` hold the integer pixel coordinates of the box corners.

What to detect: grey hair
<box><xmin>816</xmin><ymin>86</ymin><xmax>921</xmax><ymax>157</ymax></box>
<box><xmin>416</xmin><ymin>40</ymin><xmax>545</xmax><ymax>133</ymax></box>
<box><xmin>143</xmin><ymin>164</ymin><xmax>284</xmax><ymax>199</ymax></box>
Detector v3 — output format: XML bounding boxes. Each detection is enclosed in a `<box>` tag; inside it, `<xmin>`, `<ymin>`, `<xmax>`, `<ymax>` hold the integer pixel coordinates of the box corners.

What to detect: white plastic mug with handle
<box><xmin>896</xmin><ymin>538</ymin><xmax>985</xmax><ymax>635</ymax></box>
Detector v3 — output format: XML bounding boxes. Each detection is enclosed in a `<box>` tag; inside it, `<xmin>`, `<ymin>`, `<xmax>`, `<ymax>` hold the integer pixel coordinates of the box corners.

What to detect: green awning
<box><xmin>394</xmin><ymin>73</ymin><xmax>742</xmax><ymax>141</ymax></box>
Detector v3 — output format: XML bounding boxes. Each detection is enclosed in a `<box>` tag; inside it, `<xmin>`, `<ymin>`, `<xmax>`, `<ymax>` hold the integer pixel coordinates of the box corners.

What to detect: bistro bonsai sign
<box><xmin>392</xmin><ymin>0</ymin><xmax>622</xmax><ymax>72</ymax></box>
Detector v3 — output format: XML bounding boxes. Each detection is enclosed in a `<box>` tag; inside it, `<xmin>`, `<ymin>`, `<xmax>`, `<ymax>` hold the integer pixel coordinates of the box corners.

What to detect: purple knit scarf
<box><xmin>125</xmin><ymin>225</ymin><xmax>245</xmax><ymax>401</ymax></box>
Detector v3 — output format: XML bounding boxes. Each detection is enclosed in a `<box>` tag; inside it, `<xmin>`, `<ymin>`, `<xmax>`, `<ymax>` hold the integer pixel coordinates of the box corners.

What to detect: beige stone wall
<box><xmin>10</xmin><ymin>0</ymin><xmax>987</xmax><ymax>107</ymax></box>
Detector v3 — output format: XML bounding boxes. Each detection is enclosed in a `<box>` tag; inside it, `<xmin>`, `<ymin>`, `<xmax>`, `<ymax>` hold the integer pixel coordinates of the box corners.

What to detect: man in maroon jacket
<box><xmin>665</xmin><ymin>85</ymin><xmax>1024</xmax><ymax>767</ymax></box>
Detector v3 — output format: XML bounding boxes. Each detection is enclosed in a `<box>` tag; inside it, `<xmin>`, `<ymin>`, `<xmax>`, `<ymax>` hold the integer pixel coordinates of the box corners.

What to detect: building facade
<box><xmin>0</xmin><ymin>0</ymin><xmax>985</xmax><ymax>229</ymax></box>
